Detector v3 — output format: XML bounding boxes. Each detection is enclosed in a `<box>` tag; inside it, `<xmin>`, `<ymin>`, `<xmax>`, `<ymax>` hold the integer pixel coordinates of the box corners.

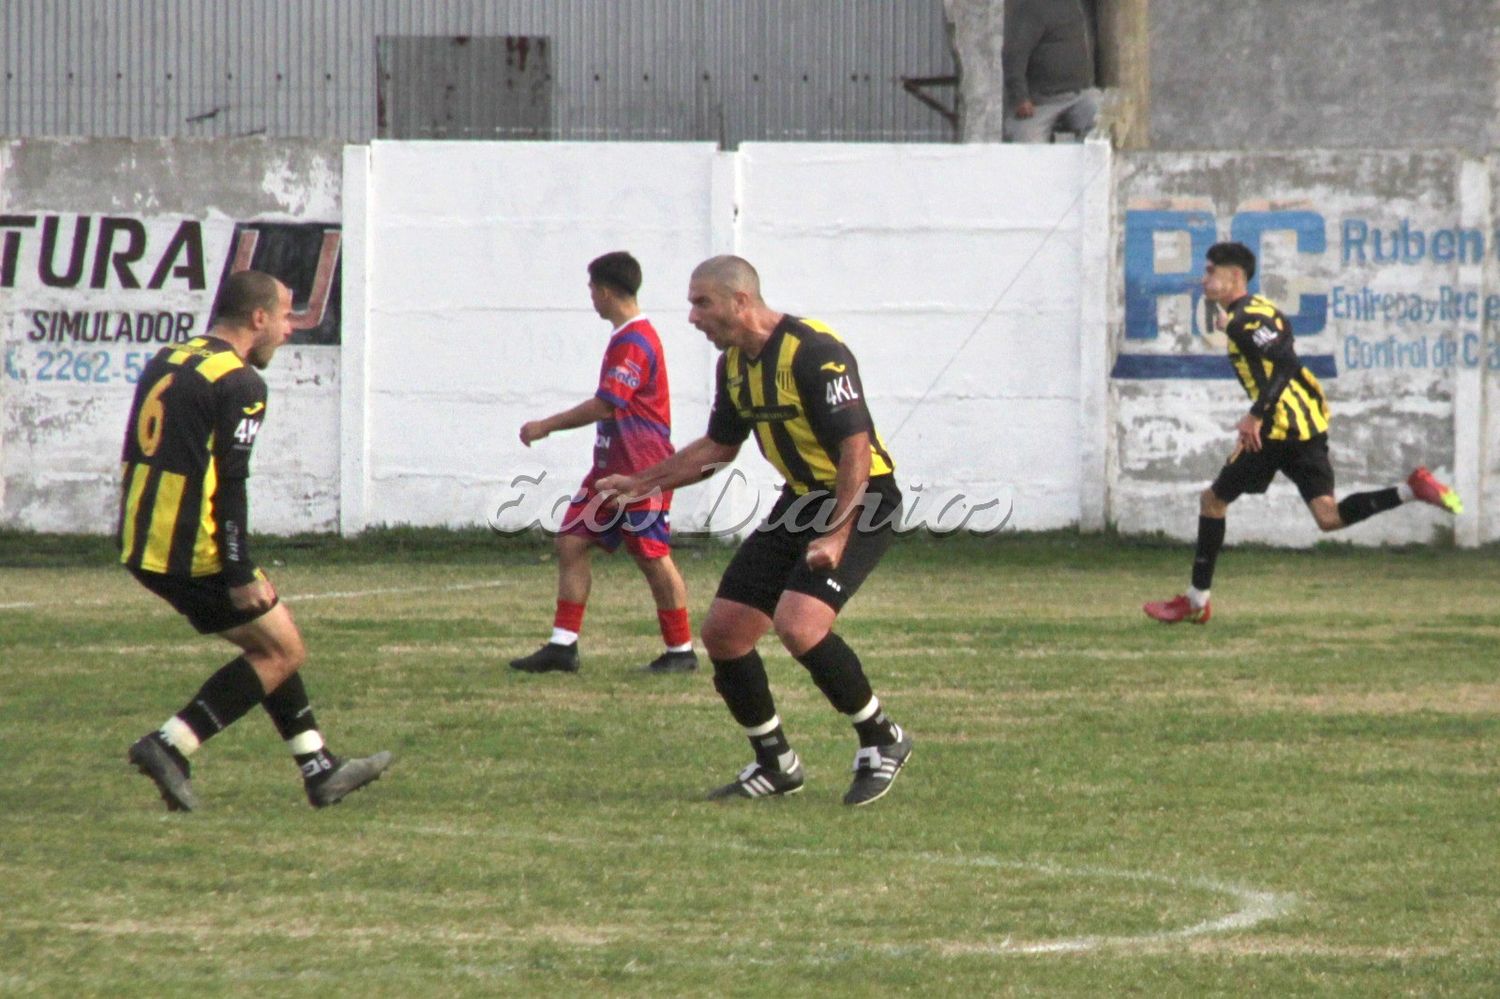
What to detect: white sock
<box><xmin>160</xmin><ymin>716</ymin><xmax>201</xmax><ymax>756</ymax></box>
<box><xmin>1186</xmin><ymin>586</ymin><xmax>1210</xmax><ymax>609</ymax></box>
<box><xmin>286</xmin><ymin>730</ymin><xmax>325</xmax><ymax>756</ymax></box>
<box><xmin>666</xmin><ymin>641</ymin><xmax>692</xmax><ymax>653</ymax></box>
<box><xmin>1397</xmin><ymin>483</ymin><xmax>1414</xmax><ymax>502</ymax></box>
<box><xmin>550</xmin><ymin>628</ymin><xmax>579</xmax><ymax>646</ymax></box>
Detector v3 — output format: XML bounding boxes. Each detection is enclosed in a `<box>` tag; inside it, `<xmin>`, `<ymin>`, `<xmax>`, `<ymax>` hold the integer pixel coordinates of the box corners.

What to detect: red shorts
<box><xmin>560</xmin><ymin>492</ymin><xmax>673</xmax><ymax>559</ymax></box>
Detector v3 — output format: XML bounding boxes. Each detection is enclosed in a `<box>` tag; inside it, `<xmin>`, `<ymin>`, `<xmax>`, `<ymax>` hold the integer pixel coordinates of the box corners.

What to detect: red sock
<box><xmin>657</xmin><ymin>607</ymin><xmax>692</xmax><ymax>648</ymax></box>
<box><xmin>553</xmin><ymin>600</ymin><xmax>585</xmax><ymax>634</ymax></box>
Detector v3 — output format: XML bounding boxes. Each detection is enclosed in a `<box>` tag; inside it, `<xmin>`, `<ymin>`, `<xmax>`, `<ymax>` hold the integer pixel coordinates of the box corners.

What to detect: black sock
<box><xmin>711</xmin><ymin>651</ymin><xmax>790</xmax><ymax>771</ymax></box>
<box><xmin>749</xmin><ymin>723</ymin><xmax>793</xmax><ymax>771</ymax></box>
<box><xmin>1191</xmin><ymin>516</ymin><xmax>1227</xmax><ymax>591</ymax></box>
<box><xmin>794</xmin><ymin>632</ymin><xmax>875</xmax><ymax>716</ymax></box>
<box><xmin>262</xmin><ymin>673</ymin><xmax>336</xmax><ymax>780</ymax></box>
<box><xmin>1336</xmin><ymin>488</ymin><xmax>1402</xmax><ymax>527</ymax></box>
<box><xmin>851</xmin><ymin>702</ymin><xmax>900</xmax><ymax>748</ymax></box>
<box><xmin>711</xmin><ymin>650</ymin><xmax>778</xmax><ymax>730</ymax></box>
<box><xmin>176</xmin><ymin>656</ymin><xmax>265</xmax><ymax>745</ymax></box>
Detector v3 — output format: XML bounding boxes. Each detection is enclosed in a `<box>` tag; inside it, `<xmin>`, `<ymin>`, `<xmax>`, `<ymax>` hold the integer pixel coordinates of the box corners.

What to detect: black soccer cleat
<box><xmin>306</xmin><ymin>751</ymin><xmax>393</xmax><ymax>808</ymax></box>
<box><xmin>843</xmin><ymin>728</ymin><xmax>913</xmax><ymax>807</ymax></box>
<box><xmin>509</xmin><ymin>642</ymin><xmax>581</xmax><ymax>674</ymax></box>
<box><xmin>642</xmin><ymin>649</ymin><xmax>700</xmax><ymax>674</ymax></box>
<box><xmin>706</xmin><ymin>756</ymin><xmax>805</xmax><ymax>801</ymax></box>
<box><xmin>128</xmin><ymin>732</ymin><xmax>199</xmax><ymax>812</ymax></box>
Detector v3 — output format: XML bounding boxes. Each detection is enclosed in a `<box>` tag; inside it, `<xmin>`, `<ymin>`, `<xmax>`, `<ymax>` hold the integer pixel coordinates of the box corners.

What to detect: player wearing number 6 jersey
<box><xmin>119</xmin><ymin>269</ymin><xmax>390</xmax><ymax>812</ymax></box>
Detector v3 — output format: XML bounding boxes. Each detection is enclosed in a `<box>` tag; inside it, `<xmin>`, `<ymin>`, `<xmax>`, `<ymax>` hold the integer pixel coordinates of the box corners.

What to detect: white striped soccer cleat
<box><xmin>706</xmin><ymin>755</ymin><xmax>805</xmax><ymax>800</ymax></box>
<box><xmin>843</xmin><ymin>728</ymin><xmax>913</xmax><ymax>807</ymax></box>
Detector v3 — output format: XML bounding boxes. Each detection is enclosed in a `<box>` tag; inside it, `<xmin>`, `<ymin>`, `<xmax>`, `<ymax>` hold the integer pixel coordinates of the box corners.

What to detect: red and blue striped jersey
<box><xmin>584</xmin><ymin>316</ymin><xmax>676</xmax><ymax>505</ymax></box>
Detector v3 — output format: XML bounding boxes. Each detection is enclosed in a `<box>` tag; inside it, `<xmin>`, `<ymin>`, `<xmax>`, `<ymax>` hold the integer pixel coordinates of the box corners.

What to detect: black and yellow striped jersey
<box><xmin>117</xmin><ymin>336</ymin><xmax>267</xmax><ymax>582</ymax></box>
<box><xmin>707</xmin><ymin>315</ymin><xmax>895</xmax><ymax>494</ymax></box>
<box><xmin>1224</xmin><ymin>294</ymin><xmax>1330</xmax><ymax>442</ymax></box>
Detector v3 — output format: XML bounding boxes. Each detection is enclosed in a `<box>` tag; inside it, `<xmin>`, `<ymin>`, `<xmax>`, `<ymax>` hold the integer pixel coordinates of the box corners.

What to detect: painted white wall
<box><xmin>357</xmin><ymin>141</ymin><xmax>724</xmax><ymax>533</ymax></box>
<box><xmin>352</xmin><ymin>140</ymin><xmax>1103</xmax><ymax>537</ymax></box>
<box><xmin>732</xmin><ymin>141</ymin><xmax>1097</xmax><ymax>533</ymax></box>
<box><xmin>7</xmin><ymin>140</ymin><xmax>1494</xmax><ymax>548</ymax></box>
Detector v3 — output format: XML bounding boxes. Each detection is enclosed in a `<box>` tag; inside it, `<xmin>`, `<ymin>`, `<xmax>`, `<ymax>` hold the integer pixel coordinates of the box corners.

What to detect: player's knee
<box><xmin>283</xmin><ymin>633</ymin><xmax>308</xmax><ymax>672</ymax></box>
<box><xmin>772</xmin><ymin>612</ymin><xmax>825</xmax><ymax>658</ymax></box>
<box><xmin>704</xmin><ymin>613</ymin><xmax>763</xmax><ymax>660</ymax></box>
<box><xmin>268</xmin><ymin>636</ymin><xmax>308</xmax><ymax>677</ymax></box>
<box><xmin>1199</xmin><ymin>489</ymin><xmax>1227</xmax><ymax>517</ymax></box>
<box><xmin>241</xmin><ymin>624</ymin><xmax>307</xmax><ymax>683</ymax></box>
<box><xmin>700</xmin><ymin>615</ymin><xmax>739</xmax><ymax>659</ymax></box>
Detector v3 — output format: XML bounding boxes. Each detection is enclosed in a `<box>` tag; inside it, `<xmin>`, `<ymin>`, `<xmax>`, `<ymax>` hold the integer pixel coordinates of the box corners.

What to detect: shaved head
<box><xmin>690</xmin><ymin>255</ymin><xmax>763</xmax><ymax>303</ymax></box>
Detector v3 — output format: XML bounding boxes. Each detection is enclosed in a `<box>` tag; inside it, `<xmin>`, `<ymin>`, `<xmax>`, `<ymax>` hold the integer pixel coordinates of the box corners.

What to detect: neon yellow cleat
<box><xmin>1408</xmin><ymin>467</ymin><xmax>1463</xmax><ymax>514</ymax></box>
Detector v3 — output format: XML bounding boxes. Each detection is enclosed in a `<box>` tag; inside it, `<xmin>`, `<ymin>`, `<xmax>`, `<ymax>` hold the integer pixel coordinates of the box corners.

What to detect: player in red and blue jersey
<box><xmin>511</xmin><ymin>252</ymin><xmax>699</xmax><ymax>675</ymax></box>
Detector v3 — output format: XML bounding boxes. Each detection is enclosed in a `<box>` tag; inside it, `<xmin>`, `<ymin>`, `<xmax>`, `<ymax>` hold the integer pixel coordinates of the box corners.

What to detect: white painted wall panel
<box><xmin>357</xmin><ymin>141</ymin><xmax>1097</xmax><ymax>535</ymax></box>
<box><xmin>362</xmin><ymin>141</ymin><xmax>722</xmax><ymax>532</ymax></box>
<box><xmin>735</xmin><ymin>142</ymin><xmax>1090</xmax><ymax>531</ymax></box>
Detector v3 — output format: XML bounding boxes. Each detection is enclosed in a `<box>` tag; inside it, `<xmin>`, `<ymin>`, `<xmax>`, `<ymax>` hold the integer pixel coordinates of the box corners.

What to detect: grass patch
<box><xmin>1</xmin><ymin>532</ymin><xmax>1497</xmax><ymax>995</ymax></box>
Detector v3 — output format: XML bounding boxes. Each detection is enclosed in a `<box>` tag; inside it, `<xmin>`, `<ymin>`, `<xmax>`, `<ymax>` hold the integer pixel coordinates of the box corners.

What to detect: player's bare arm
<box><xmin>520</xmin><ymin>397</ymin><xmax>613</xmax><ymax>446</ymax></box>
<box><xmin>596</xmin><ymin>436</ymin><xmax>740</xmax><ymax>504</ymax></box>
<box><xmin>804</xmin><ymin>432</ymin><xmax>873</xmax><ymax>572</ymax></box>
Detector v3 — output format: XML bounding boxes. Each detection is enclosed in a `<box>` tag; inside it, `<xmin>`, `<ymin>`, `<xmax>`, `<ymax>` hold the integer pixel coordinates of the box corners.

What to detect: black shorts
<box><xmin>127</xmin><ymin>567</ymin><xmax>276</xmax><ymax>635</ymax></box>
<box><xmin>715</xmin><ymin>479</ymin><xmax>902</xmax><ymax>616</ymax></box>
<box><xmin>1211</xmin><ymin>433</ymin><xmax>1336</xmax><ymax>504</ymax></box>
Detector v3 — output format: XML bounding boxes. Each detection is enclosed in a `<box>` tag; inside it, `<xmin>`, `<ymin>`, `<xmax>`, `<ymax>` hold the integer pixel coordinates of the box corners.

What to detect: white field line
<box><xmin>14</xmin><ymin>838</ymin><xmax>1296</xmax><ymax>961</ymax></box>
<box><xmin>0</xmin><ymin>578</ymin><xmax>509</xmax><ymax>611</ymax></box>
<box><xmin>380</xmin><ymin>822</ymin><xmax>1297</xmax><ymax>957</ymax></box>
<box><xmin>894</xmin><ymin>853</ymin><xmax>1295</xmax><ymax>955</ymax></box>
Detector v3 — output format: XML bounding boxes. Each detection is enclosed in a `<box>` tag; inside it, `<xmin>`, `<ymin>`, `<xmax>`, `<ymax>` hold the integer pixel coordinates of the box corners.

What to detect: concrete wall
<box><xmin>1112</xmin><ymin>150</ymin><xmax>1500</xmax><ymax>546</ymax></box>
<box><xmin>346</xmin><ymin>139</ymin><xmax>1112</xmax><ymax>537</ymax></box>
<box><xmin>0</xmin><ymin>139</ymin><xmax>344</xmax><ymax>534</ymax></box>
<box><xmin>7</xmin><ymin>139</ymin><xmax>1496</xmax><ymax>548</ymax></box>
<box><xmin>1148</xmin><ymin>0</ymin><xmax>1500</xmax><ymax>153</ymax></box>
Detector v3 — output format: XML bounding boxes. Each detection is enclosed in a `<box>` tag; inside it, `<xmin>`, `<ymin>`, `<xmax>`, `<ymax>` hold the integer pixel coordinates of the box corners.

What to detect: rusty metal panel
<box><xmin>1</xmin><ymin>0</ymin><xmax>956</xmax><ymax>144</ymax></box>
<box><xmin>376</xmin><ymin>35</ymin><xmax>553</xmax><ymax>140</ymax></box>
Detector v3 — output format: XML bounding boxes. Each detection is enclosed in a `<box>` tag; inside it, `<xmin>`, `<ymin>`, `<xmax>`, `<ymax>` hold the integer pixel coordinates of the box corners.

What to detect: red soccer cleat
<box><xmin>1143</xmin><ymin>594</ymin><xmax>1211</xmax><ymax>624</ymax></box>
<box><xmin>1407</xmin><ymin>467</ymin><xmax>1463</xmax><ymax>514</ymax></box>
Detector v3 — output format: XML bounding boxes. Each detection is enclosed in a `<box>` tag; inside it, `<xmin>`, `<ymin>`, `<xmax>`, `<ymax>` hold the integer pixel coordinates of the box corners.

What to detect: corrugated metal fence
<box><xmin>1</xmin><ymin>0</ymin><xmax>956</xmax><ymax>145</ymax></box>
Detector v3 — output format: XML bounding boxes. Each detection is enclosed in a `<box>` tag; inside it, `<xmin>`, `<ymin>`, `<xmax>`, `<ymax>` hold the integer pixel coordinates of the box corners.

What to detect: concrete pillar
<box><xmin>338</xmin><ymin>144</ymin><xmax>371</xmax><ymax>537</ymax></box>
<box><xmin>1454</xmin><ymin>156</ymin><xmax>1491</xmax><ymax>547</ymax></box>
<box><xmin>943</xmin><ymin>0</ymin><xmax>1007</xmax><ymax>142</ymax></box>
<box><xmin>1096</xmin><ymin>0</ymin><xmax>1150</xmax><ymax>150</ymax></box>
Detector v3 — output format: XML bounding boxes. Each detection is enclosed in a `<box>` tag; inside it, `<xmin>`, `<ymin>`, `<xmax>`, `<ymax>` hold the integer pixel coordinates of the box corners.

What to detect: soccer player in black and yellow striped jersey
<box><xmin>122</xmin><ymin>270</ymin><xmax>391</xmax><ymax>810</ymax></box>
<box><xmin>597</xmin><ymin>255</ymin><xmax>911</xmax><ymax>806</ymax></box>
<box><xmin>1145</xmin><ymin>242</ymin><xmax>1463</xmax><ymax>624</ymax></box>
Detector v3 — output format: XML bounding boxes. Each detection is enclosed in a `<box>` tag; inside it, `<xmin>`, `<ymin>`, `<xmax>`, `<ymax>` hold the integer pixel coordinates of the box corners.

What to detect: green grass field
<box><xmin>2</xmin><ymin>530</ymin><xmax>1497</xmax><ymax>996</ymax></box>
